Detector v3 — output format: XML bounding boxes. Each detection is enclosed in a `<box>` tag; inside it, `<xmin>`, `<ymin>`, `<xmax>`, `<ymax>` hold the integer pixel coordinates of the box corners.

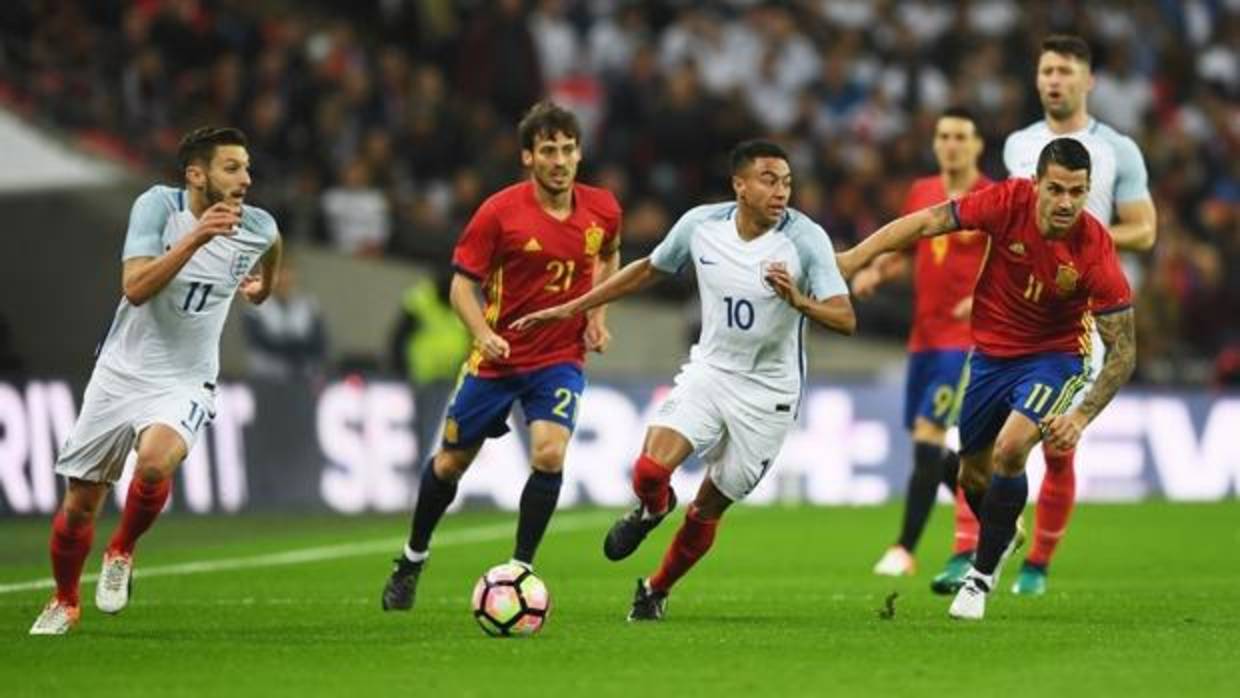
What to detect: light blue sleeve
<box><xmin>1002</xmin><ymin>132</ymin><xmax>1021</xmax><ymax>178</ymax></box>
<box><xmin>790</xmin><ymin>217</ymin><xmax>848</xmax><ymax>300</ymax></box>
<box><xmin>242</xmin><ymin>205</ymin><xmax>280</xmax><ymax>245</ymax></box>
<box><xmin>1111</xmin><ymin>134</ymin><xmax>1151</xmax><ymax>203</ymax></box>
<box><xmin>650</xmin><ymin>205</ymin><xmax>716</xmax><ymax>273</ymax></box>
<box><xmin>121</xmin><ymin>186</ymin><xmax>175</xmax><ymax>260</ymax></box>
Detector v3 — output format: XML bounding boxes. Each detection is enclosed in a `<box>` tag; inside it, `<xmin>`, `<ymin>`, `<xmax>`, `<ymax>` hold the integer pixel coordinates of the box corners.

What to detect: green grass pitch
<box><xmin>2</xmin><ymin>502</ymin><xmax>1236</xmax><ymax>697</ymax></box>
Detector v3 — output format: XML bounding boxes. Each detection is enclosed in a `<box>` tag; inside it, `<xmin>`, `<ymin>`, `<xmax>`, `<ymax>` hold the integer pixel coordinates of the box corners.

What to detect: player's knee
<box><xmin>957</xmin><ymin>456</ymin><xmax>988</xmax><ymax>492</ymax></box>
<box><xmin>991</xmin><ymin>439</ymin><xmax>1028</xmax><ymax>477</ymax></box>
<box><xmin>61</xmin><ymin>505</ymin><xmax>97</xmax><ymax>527</ymax></box>
<box><xmin>529</xmin><ymin>441</ymin><xmax>567</xmax><ymax>473</ymax></box>
<box><xmin>691</xmin><ymin>502</ymin><xmax>725</xmax><ymax>522</ymax></box>
<box><xmin>133</xmin><ymin>452</ymin><xmax>174</xmax><ymax>484</ymax></box>
<box><xmin>61</xmin><ymin>487</ymin><xmax>104</xmax><ymax>523</ymax></box>
<box><xmin>958</xmin><ymin>466</ymin><xmax>988</xmax><ymax>493</ymax></box>
<box><xmin>432</xmin><ymin>451</ymin><xmax>471</xmax><ymax>482</ymax></box>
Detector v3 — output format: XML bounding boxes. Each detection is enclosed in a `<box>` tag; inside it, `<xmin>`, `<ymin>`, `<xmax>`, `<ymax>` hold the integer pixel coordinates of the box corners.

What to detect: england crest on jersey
<box><xmin>230</xmin><ymin>251</ymin><xmax>255</xmax><ymax>282</ymax></box>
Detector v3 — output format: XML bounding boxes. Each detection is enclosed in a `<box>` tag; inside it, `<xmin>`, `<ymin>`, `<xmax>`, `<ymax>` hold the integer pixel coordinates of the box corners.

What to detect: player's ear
<box><xmin>521</xmin><ymin>149</ymin><xmax>533</xmax><ymax>169</ymax></box>
<box><xmin>732</xmin><ymin>175</ymin><xmax>744</xmax><ymax>197</ymax></box>
<box><xmin>185</xmin><ymin>164</ymin><xmax>204</xmax><ymax>188</ymax></box>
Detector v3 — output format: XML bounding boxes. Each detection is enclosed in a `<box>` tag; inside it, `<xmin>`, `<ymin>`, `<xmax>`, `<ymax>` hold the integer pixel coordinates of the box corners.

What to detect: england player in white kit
<box><xmin>30</xmin><ymin>127</ymin><xmax>282</xmax><ymax>635</ymax></box>
<box><xmin>1000</xmin><ymin>35</ymin><xmax>1156</xmax><ymax>597</ymax></box>
<box><xmin>512</xmin><ymin>141</ymin><xmax>855</xmax><ymax>620</ymax></box>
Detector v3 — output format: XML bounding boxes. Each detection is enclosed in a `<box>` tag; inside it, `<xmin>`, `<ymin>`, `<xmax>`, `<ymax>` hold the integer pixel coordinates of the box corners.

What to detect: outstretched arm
<box><xmin>836</xmin><ymin>203</ymin><xmax>958</xmax><ymax>280</ymax></box>
<box><xmin>850</xmin><ymin>251</ymin><xmax>911</xmax><ymax>299</ymax></box>
<box><xmin>1041</xmin><ymin>308</ymin><xmax>1136</xmax><ymax>450</ymax></box>
<box><xmin>511</xmin><ymin>257</ymin><xmax>665</xmax><ymax>330</ymax></box>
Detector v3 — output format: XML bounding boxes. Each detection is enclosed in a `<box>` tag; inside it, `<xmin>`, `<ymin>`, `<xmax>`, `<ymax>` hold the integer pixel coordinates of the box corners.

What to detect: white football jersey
<box><xmin>650</xmin><ymin>202</ymin><xmax>848</xmax><ymax>396</ymax></box>
<box><xmin>1003</xmin><ymin>117</ymin><xmax>1151</xmax><ymax>224</ymax></box>
<box><xmin>95</xmin><ymin>185</ymin><xmax>279</xmax><ymax>388</ymax></box>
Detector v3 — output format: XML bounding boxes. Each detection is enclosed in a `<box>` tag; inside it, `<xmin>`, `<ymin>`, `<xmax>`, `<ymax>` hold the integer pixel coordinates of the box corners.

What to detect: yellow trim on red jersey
<box><xmin>1077</xmin><ymin>312</ymin><xmax>1096</xmax><ymax>358</ymax></box>
<box><xmin>484</xmin><ymin>267</ymin><xmax>503</xmax><ymax>328</ymax></box>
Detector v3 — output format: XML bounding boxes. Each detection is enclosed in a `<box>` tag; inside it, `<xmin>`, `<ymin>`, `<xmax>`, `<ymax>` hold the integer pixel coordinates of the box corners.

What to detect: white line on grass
<box><xmin>0</xmin><ymin>511</ymin><xmax>613</xmax><ymax>596</ymax></box>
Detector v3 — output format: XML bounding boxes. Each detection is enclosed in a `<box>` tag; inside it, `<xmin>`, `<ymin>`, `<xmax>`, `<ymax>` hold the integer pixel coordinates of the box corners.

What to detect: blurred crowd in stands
<box><xmin>0</xmin><ymin>0</ymin><xmax>1235</xmax><ymax>384</ymax></box>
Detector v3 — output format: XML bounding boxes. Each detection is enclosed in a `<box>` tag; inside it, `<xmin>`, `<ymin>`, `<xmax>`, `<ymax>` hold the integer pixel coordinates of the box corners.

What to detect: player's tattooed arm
<box><xmin>1042</xmin><ymin>308</ymin><xmax>1136</xmax><ymax>451</ymax></box>
<box><xmin>1077</xmin><ymin>308</ymin><xmax>1137</xmax><ymax>421</ymax></box>
<box><xmin>836</xmin><ymin>203</ymin><xmax>958</xmax><ymax>280</ymax></box>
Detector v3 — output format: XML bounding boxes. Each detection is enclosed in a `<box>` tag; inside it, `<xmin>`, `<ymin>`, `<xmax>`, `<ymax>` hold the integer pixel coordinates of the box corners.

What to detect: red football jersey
<box><xmin>452</xmin><ymin>180</ymin><xmax>622</xmax><ymax>377</ymax></box>
<box><xmin>952</xmin><ymin>178</ymin><xmax>1131</xmax><ymax>358</ymax></box>
<box><xmin>902</xmin><ymin>175</ymin><xmax>992</xmax><ymax>352</ymax></box>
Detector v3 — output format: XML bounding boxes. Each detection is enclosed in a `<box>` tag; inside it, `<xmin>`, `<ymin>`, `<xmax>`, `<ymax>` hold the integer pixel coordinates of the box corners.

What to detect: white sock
<box><xmin>404</xmin><ymin>545</ymin><xmax>429</xmax><ymax>564</ymax></box>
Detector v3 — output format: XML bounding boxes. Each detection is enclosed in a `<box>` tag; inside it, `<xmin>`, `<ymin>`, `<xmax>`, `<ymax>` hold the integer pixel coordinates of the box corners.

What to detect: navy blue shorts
<box><xmin>904</xmin><ymin>349</ymin><xmax>969</xmax><ymax>430</ymax></box>
<box><xmin>442</xmin><ymin>362</ymin><xmax>585</xmax><ymax>450</ymax></box>
<box><xmin>958</xmin><ymin>351</ymin><xmax>1089</xmax><ymax>456</ymax></box>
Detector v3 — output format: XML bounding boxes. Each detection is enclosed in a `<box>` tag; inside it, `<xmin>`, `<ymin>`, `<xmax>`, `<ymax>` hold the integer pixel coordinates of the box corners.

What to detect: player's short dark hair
<box><xmin>939</xmin><ymin>106</ymin><xmax>978</xmax><ymax>126</ymax></box>
<box><xmin>178</xmin><ymin>126</ymin><xmax>248</xmax><ymax>170</ymax></box>
<box><xmin>517</xmin><ymin>101</ymin><xmax>581</xmax><ymax>151</ymax></box>
<box><xmin>1040</xmin><ymin>34</ymin><xmax>1092</xmax><ymax>67</ymax></box>
<box><xmin>730</xmin><ymin>140</ymin><xmax>790</xmax><ymax>174</ymax></box>
<box><xmin>1036</xmin><ymin>137</ymin><xmax>1091</xmax><ymax>179</ymax></box>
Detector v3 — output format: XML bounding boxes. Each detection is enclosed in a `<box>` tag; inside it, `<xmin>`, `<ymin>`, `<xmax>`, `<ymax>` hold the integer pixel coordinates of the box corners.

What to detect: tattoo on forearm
<box><xmin>926</xmin><ymin>203</ymin><xmax>958</xmax><ymax>236</ymax></box>
<box><xmin>1078</xmin><ymin>309</ymin><xmax>1136</xmax><ymax>421</ymax></box>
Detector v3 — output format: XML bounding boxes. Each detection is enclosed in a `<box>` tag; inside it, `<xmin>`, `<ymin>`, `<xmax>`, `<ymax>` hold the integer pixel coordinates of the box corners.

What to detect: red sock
<box><xmin>108</xmin><ymin>477</ymin><xmax>172</xmax><ymax>556</ymax></box>
<box><xmin>1029</xmin><ymin>449</ymin><xmax>1076</xmax><ymax>567</ymax></box>
<box><xmin>952</xmin><ymin>486</ymin><xmax>980</xmax><ymax>554</ymax></box>
<box><xmin>50</xmin><ymin>511</ymin><xmax>94</xmax><ymax>607</ymax></box>
<box><xmin>649</xmin><ymin>505</ymin><xmax>719</xmax><ymax>593</ymax></box>
<box><xmin>632</xmin><ymin>454</ymin><xmax>673</xmax><ymax>515</ymax></box>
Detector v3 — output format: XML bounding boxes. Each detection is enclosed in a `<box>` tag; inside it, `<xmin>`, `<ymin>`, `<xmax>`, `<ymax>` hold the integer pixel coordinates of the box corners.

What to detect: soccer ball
<box><xmin>471</xmin><ymin>563</ymin><xmax>550</xmax><ymax>637</ymax></box>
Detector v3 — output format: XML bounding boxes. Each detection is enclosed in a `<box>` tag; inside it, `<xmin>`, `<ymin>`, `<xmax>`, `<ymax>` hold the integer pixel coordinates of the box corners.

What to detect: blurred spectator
<box><xmin>455</xmin><ymin>0</ymin><xmax>543</xmax><ymax>122</ymax></box>
<box><xmin>321</xmin><ymin>158</ymin><xmax>391</xmax><ymax>256</ymax></box>
<box><xmin>529</xmin><ymin>0</ymin><xmax>580</xmax><ymax>84</ymax></box>
<box><xmin>586</xmin><ymin>3</ymin><xmax>648</xmax><ymax>78</ymax></box>
<box><xmin>243</xmin><ymin>257</ymin><xmax>328</xmax><ymax>383</ymax></box>
<box><xmin>1091</xmin><ymin>41</ymin><xmax>1153</xmax><ymax>134</ymax></box>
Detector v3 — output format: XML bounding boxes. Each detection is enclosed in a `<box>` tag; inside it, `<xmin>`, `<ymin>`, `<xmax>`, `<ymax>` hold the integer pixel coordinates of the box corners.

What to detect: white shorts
<box><xmin>55</xmin><ymin>375</ymin><xmax>216</xmax><ymax>484</ymax></box>
<box><xmin>648</xmin><ymin>362</ymin><xmax>797</xmax><ymax>502</ymax></box>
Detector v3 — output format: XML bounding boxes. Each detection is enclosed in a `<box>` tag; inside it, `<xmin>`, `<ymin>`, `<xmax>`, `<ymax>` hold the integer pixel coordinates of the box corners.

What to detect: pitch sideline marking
<box><xmin>0</xmin><ymin>511</ymin><xmax>613</xmax><ymax>596</ymax></box>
